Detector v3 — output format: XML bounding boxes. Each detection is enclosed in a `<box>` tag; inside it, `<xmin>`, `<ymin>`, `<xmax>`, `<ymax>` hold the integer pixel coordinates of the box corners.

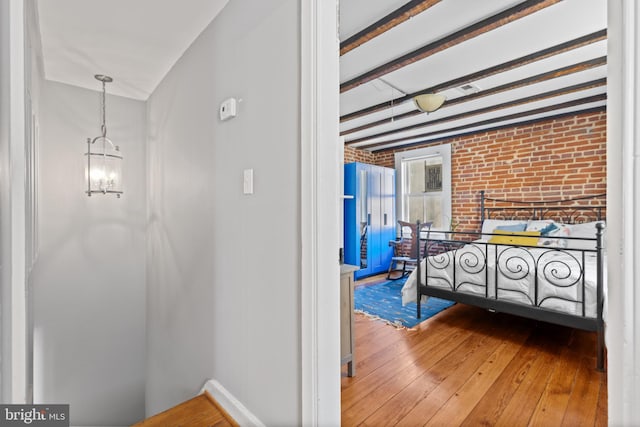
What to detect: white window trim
<box><xmin>394</xmin><ymin>143</ymin><xmax>452</xmax><ymax>233</ymax></box>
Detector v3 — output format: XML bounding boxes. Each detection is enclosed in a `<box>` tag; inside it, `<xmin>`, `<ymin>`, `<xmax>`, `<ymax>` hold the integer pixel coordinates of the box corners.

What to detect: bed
<box><xmin>401</xmin><ymin>191</ymin><xmax>606</xmax><ymax>370</ymax></box>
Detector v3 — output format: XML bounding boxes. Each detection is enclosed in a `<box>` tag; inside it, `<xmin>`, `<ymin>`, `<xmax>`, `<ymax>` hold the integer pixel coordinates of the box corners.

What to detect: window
<box><xmin>395</xmin><ymin>144</ymin><xmax>452</xmax><ymax>231</ymax></box>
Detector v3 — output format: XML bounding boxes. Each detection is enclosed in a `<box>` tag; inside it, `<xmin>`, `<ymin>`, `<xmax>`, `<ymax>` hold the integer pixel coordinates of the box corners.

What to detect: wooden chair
<box><xmin>386</xmin><ymin>220</ymin><xmax>432</xmax><ymax>280</ymax></box>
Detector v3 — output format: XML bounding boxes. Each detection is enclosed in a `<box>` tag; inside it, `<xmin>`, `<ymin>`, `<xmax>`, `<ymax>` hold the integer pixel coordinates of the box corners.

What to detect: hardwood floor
<box><xmin>132</xmin><ymin>392</ymin><xmax>238</xmax><ymax>426</ymax></box>
<box><xmin>341</xmin><ymin>277</ymin><xmax>607</xmax><ymax>426</ymax></box>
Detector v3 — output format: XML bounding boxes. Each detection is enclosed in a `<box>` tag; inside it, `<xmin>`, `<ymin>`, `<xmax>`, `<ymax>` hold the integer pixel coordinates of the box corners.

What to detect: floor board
<box><xmin>133</xmin><ymin>392</ymin><xmax>237</xmax><ymax>427</ymax></box>
<box><xmin>341</xmin><ymin>276</ymin><xmax>607</xmax><ymax>426</ymax></box>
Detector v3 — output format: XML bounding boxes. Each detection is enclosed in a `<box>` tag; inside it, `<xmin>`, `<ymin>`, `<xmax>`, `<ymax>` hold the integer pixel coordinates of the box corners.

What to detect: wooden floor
<box><xmin>133</xmin><ymin>392</ymin><xmax>238</xmax><ymax>427</ymax></box>
<box><xmin>341</xmin><ymin>278</ymin><xmax>607</xmax><ymax>426</ymax></box>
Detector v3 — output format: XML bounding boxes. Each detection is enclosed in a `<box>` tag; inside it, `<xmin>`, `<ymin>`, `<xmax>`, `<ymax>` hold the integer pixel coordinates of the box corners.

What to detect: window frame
<box><xmin>394</xmin><ymin>144</ymin><xmax>452</xmax><ymax>233</ymax></box>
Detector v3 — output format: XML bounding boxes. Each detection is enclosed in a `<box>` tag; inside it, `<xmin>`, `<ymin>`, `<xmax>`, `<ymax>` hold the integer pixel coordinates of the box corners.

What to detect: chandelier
<box><xmin>85</xmin><ymin>74</ymin><xmax>123</xmax><ymax>197</ymax></box>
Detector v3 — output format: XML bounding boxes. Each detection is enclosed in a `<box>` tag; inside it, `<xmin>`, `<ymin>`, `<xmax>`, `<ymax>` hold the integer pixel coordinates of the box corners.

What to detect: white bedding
<box><xmin>401</xmin><ymin>242</ymin><xmax>607</xmax><ymax>319</ymax></box>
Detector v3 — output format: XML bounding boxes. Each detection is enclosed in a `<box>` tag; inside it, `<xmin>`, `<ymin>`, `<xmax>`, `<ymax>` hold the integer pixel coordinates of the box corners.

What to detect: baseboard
<box><xmin>200</xmin><ymin>379</ymin><xmax>265</xmax><ymax>427</ymax></box>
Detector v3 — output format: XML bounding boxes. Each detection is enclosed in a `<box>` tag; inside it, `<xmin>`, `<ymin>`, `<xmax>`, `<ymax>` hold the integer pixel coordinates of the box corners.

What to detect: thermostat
<box><xmin>220</xmin><ymin>98</ymin><xmax>237</xmax><ymax>121</ymax></box>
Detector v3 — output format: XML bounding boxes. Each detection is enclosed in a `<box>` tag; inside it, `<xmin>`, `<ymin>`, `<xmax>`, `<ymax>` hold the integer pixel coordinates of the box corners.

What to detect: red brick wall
<box><xmin>344</xmin><ymin>145</ymin><xmax>375</xmax><ymax>164</ymax></box>
<box><xmin>347</xmin><ymin>110</ymin><xmax>607</xmax><ymax>233</ymax></box>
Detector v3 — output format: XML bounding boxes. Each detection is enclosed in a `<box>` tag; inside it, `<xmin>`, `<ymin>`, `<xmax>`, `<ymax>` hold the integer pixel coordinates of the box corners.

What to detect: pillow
<box><xmin>495</xmin><ymin>223</ymin><xmax>528</xmax><ymax>232</ymax></box>
<box><xmin>539</xmin><ymin>222</ymin><xmax>559</xmax><ymax>235</ymax></box>
<box><xmin>566</xmin><ymin>221</ymin><xmax>605</xmax><ymax>250</ymax></box>
<box><xmin>481</xmin><ymin>220</ymin><xmax>529</xmax><ymax>236</ymax></box>
<box><xmin>488</xmin><ymin>230</ymin><xmax>541</xmax><ymax>246</ymax></box>
<box><xmin>526</xmin><ymin>220</ymin><xmax>555</xmax><ymax>233</ymax></box>
<box><xmin>538</xmin><ymin>224</ymin><xmax>570</xmax><ymax>248</ymax></box>
<box><xmin>567</xmin><ymin>221</ymin><xmax>605</xmax><ymax>239</ymax></box>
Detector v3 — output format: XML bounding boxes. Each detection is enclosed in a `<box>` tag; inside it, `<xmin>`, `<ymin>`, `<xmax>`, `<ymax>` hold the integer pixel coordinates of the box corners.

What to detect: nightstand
<box><xmin>340</xmin><ymin>264</ymin><xmax>358</xmax><ymax>377</ymax></box>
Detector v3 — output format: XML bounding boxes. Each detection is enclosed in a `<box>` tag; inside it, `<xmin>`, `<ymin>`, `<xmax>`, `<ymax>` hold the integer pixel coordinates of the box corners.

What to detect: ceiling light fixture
<box><xmin>86</xmin><ymin>74</ymin><xmax>123</xmax><ymax>198</ymax></box>
<box><xmin>413</xmin><ymin>93</ymin><xmax>446</xmax><ymax>113</ymax></box>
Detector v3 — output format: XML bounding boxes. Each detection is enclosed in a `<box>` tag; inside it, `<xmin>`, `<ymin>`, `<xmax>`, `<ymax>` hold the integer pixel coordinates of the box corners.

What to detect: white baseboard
<box><xmin>200</xmin><ymin>379</ymin><xmax>265</xmax><ymax>427</ymax></box>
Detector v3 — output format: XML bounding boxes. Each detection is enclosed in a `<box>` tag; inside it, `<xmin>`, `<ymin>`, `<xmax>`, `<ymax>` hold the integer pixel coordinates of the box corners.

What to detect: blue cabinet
<box><xmin>344</xmin><ymin>162</ymin><xmax>395</xmax><ymax>280</ymax></box>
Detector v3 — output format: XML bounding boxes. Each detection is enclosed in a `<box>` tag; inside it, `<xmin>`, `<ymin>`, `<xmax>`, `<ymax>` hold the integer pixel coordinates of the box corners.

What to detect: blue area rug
<box><xmin>354</xmin><ymin>277</ymin><xmax>455</xmax><ymax>328</ymax></box>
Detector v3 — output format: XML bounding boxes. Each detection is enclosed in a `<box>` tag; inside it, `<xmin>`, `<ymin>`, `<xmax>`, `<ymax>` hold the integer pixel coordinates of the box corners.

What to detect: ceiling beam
<box><xmin>371</xmin><ymin>104</ymin><xmax>606</xmax><ymax>152</ymax></box>
<box><xmin>341</xmin><ymin>56</ymin><xmax>607</xmax><ymax>136</ymax></box>
<box><xmin>340</xmin><ymin>0</ymin><xmax>562</xmax><ymax>93</ymax></box>
<box><xmin>446</xmin><ymin>56</ymin><xmax>606</xmax><ymax>107</ymax></box>
<box><xmin>340</xmin><ymin>0</ymin><xmax>442</xmax><ymax>56</ymax></box>
<box><xmin>346</xmin><ymin>78</ymin><xmax>606</xmax><ymax>146</ymax></box>
<box><xmin>340</xmin><ymin>29</ymin><xmax>607</xmax><ymax>122</ymax></box>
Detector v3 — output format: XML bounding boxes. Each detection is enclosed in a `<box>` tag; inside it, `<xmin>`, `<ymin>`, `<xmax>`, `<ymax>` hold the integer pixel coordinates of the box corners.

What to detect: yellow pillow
<box><xmin>488</xmin><ymin>230</ymin><xmax>541</xmax><ymax>246</ymax></box>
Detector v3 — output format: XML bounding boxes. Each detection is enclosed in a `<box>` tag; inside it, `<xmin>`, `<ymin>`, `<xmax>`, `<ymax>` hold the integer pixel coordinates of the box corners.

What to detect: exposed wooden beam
<box><xmin>342</xmin><ymin>111</ymin><xmax>422</xmax><ymax>137</ymax></box>
<box><xmin>358</xmin><ymin>93</ymin><xmax>607</xmax><ymax>151</ymax></box>
<box><xmin>346</xmin><ymin>79</ymin><xmax>606</xmax><ymax>146</ymax></box>
<box><xmin>341</xmin><ymin>56</ymin><xmax>607</xmax><ymax>136</ymax></box>
<box><xmin>371</xmin><ymin>105</ymin><xmax>606</xmax><ymax>152</ymax></box>
<box><xmin>340</xmin><ymin>29</ymin><xmax>607</xmax><ymax>122</ymax></box>
<box><xmin>446</xmin><ymin>56</ymin><xmax>606</xmax><ymax>108</ymax></box>
<box><xmin>340</xmin><ymin>0</ymin><xmax>442</xmax><ymax>56</ymax></box>
<box><xmin>340</xmin><ymin>0</ymin><xmax>562</xmax><ymax>93</ymax></box>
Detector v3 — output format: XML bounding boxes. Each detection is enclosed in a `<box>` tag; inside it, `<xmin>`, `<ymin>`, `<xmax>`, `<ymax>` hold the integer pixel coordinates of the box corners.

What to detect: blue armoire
<box><xmin>344</xmin><ymin>162</ymin><xmax>396</xmax><ymax>280</ymax></box>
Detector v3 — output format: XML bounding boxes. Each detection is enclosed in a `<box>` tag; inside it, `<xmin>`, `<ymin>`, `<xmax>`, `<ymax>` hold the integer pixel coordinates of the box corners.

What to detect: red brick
<box><xmin>350</xmin><ymin>111</ymin><xmax>607</xmax><ymax>233</ymax></box>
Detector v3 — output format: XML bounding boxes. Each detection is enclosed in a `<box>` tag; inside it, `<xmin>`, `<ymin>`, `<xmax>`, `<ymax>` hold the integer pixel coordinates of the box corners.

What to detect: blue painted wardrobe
<box><xmin>343</xmin><ymin>162</ymin><xmax>396</xmax><ymax>280</ymax></box>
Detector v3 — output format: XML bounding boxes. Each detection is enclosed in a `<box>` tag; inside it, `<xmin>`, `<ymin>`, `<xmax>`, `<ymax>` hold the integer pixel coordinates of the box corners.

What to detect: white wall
<box><xmin>146</xmin><ymin>0</ymin><xmax>302</xmax><ymax>424</ymax></box>
<box><xmin>32</xmin><ymin>80</ymin><xmax>146</xmax><ymax>426</ymax></box>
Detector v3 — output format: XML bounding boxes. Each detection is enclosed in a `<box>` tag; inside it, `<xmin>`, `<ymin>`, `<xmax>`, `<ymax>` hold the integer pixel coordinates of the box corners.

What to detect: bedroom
<box><xmin>338</xmin><ymin>0</ymin><xmax>625</xmax><ymax>426</ymax></box>
<box><xmin>0</xmin><ymin>0</ymin><xmax>639</xmax><ymax>426</ymax></box>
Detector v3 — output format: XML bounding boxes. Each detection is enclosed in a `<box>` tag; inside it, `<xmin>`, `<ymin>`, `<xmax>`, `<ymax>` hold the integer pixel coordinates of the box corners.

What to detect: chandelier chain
<box><xmin>101</xmin><ymin>79</ymin><xmax>107</xmax><ymax>137</ymax></box>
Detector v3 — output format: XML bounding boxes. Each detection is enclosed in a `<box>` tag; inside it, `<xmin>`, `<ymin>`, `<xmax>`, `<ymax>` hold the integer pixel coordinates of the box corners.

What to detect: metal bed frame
<box><xmin>414</xmin><ymin>191</ymin><xmax>606</xmax><ymax>371</ymax></box>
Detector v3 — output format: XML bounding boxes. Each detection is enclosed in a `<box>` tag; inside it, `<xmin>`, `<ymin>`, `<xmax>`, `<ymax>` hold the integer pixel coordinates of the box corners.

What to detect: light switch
<box><xmin>243</xmin><ymin>169</ymin><xmax>254</xmax><ymax>194</ymax></box>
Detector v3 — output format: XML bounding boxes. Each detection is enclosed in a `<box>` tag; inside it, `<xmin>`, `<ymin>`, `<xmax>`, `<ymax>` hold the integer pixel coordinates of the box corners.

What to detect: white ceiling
<box><xmin>35</xmin><ymin>0</ymin><xmax>608</xmax><ymax>148</ymax></box>
<box><xmin>36</xmin><ymin>0</ymin><xmax>229</xmax><ymax>100</ymax></box>
<box><xmin>339</xmin><ymin>0</ymin><xmax>608</xmax><ymax>151</ymax></box>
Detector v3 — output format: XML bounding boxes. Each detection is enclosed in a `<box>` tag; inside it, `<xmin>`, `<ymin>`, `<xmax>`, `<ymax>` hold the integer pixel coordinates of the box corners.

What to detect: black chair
<box><xmin>386</xmin><ymin>220</ymin><xmax>432</xmax><ymax>280</ymax></box>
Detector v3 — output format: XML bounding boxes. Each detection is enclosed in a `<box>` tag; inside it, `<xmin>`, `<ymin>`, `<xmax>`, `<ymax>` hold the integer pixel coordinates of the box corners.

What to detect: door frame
<box><xmin>1</xmin><ymin>0</ymin><xmax>28</xmax><ymax>404</ymax></box>
<box><xmin>300</xmin><ymin>0</ymin><xmax>341</xmax><ymax>425</ymax></box>
<box><xmin>606</xmin><ymin>1</ymin><xmax>640</xmax><ymax>424</ymax></box>
<box><xmin>300</xmin><ymin>1</ymin><xmax>640</xmax><ymax>424</ymax></box>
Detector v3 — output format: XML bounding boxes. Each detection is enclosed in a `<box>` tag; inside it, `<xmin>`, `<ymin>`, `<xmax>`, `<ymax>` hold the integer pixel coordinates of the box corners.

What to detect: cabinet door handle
<box><xmin>384</xmin><ymin>213</ymin><xmax>387</xmax><ymax>225</ymax></box>
<box><xmin>367</xmin><ymin>213</ymin><xmax>371</xmax><ymax>225</ymax></box>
